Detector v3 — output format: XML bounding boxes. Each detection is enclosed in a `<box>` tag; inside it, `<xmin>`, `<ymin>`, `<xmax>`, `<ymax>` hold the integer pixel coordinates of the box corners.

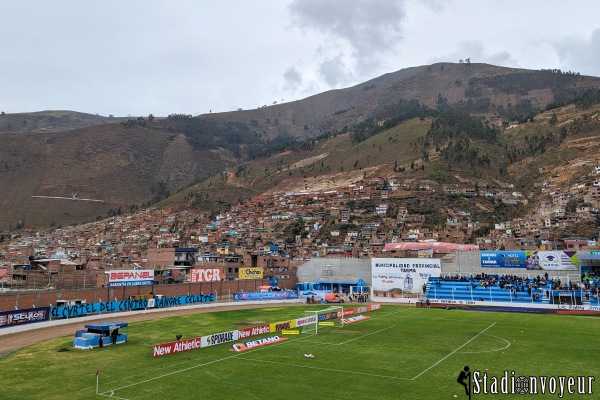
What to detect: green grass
<box><xmin>1</xmin><ymin>305</ymin><xmax>599</xmax><ymax>399</ymax></box>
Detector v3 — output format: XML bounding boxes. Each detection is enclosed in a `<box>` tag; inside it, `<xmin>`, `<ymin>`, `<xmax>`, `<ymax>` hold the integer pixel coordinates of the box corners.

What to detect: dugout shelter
<box><xmin>73</xmin><ymin>321</ymin><xmax>128</xmax><ymax>349</ymax></box>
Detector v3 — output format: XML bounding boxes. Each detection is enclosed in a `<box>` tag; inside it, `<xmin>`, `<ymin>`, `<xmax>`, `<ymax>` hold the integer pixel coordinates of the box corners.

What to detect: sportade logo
<box><xmin>458</xmin><ymin>368</ymin><xmax>596</xmax><ymax>397</ymax></box>
<box><xmin>207</xmin><ymin>331</ymin><xmax>235</xmax><ymax>346</ymax></box>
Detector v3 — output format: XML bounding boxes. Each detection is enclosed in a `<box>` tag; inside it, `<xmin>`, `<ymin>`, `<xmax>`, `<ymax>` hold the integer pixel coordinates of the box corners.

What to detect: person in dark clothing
<box><xmin>111</xmin><ymin>328</ymin><xmax>119</xmax><ymax>345</ymax></box>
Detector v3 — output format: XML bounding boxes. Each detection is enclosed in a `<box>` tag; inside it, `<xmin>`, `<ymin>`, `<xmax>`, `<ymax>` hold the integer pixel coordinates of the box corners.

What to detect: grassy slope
<box><xmin>163</xmin><ymin>118</ymin><xmax>433</xmax><ymax>210</ymax></box>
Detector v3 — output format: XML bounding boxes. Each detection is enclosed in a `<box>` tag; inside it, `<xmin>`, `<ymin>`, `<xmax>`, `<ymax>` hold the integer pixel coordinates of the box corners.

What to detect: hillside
<box><xmin>170</xmin><ymin>102</ymin><xmax>600</xmax><ymax>238</ymax></box>
<box><xmin>200</xmin><ymin>63</ymin><xmax>600</xmax><ymax>139</ymax></box>
<box><xmin>0</xmin><ymin>110</ymin><xmax>128</xmax><ymax>133</ymax></box>
<box><xmin>0</xmin><ymin>121</ymin><xmax>228</xmax><ymax>229</ymax></box>
<box><xmin>2</xmin><ymin>63</ymin><xmax>600</xmax><ymax>231</ymax></box>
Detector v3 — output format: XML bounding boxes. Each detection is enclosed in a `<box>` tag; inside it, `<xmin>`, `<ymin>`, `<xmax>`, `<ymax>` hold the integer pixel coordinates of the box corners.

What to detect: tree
<box><xmin>436</xmin><ymin>93</ymin><xmax>449</xmax><ymax>109</ymax></box>
<box><xmin>565</xmin><ymin>198</ymin><xmax>580</xmax><ymax>214</ymax></box>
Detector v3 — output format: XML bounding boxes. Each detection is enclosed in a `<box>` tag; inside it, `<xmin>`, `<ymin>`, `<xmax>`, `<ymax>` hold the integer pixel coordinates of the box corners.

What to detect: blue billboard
<box><xmin>233</xmin><ymin>290</ymin><xmax>298</xmax><ymax>301</ymax></box>
<box><xmin>480</xmin><ymin>251</ymin><xmax>528</xmax><ymax>268</ymax></box>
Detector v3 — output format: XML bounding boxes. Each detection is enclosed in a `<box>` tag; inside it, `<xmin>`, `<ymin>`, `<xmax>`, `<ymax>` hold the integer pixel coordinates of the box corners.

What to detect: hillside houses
<box><xmin>1</xmin><ymin>165</ymin><xmax>600</xmax><ymax>289</ymax></box>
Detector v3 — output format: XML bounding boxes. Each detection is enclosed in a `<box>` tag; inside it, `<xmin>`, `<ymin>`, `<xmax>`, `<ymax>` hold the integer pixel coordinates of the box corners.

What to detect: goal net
<box><xmin>300</xmin><ymin>305</ymin><xmax>344</xmax><ymax>335</ymax></box>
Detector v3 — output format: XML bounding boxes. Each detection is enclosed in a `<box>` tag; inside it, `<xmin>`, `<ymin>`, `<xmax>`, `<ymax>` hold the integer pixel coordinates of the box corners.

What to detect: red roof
<box><xmin>383</xmin><ymin>241</ymin><xmax>479</xmax><ymax>253</ymax></box>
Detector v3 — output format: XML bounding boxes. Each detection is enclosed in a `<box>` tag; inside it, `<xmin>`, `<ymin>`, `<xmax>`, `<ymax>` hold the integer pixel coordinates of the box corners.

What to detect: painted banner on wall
<box><xmin>50</xmin><ymin>294</ymin><xmax>216</xmax><ymax>319</ymax></box>
<box><xmin>371</xmin><ymin>258</ymin><xmax>441</xmax><ymax>293</ymax></box>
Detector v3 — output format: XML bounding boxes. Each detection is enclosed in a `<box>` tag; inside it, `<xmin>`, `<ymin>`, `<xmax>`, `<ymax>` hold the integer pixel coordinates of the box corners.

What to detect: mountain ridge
<box><xmin>1</xmin><ymin>63</ymin><xmax>600</xmax><ymax>231</ymax></box>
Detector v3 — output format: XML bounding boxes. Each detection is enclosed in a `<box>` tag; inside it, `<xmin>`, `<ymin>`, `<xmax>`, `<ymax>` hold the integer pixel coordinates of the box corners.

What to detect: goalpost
<box><xmin>301</xmin><ymin>305</ymin><xmax>344</xmax><ymax>335</ymax></box>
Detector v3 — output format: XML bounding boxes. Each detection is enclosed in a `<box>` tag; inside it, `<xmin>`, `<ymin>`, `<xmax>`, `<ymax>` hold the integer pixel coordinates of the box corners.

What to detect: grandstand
<box><xmin>424</xmin><ymin>275</ymin><xmax>588</xmax><ymax>306</ymax></box>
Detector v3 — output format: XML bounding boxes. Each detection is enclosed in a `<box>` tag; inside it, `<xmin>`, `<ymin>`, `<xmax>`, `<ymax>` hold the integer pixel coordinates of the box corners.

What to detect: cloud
<box><xmin>289</xmin><ymin>0</ymin><xmax>409</xmax><ymax>80</ymax></box>
<box><xmin>318</xmin><ymin>54</ymin><xmax>354</xmax><ymax>87</ymax></box>
<box><xmin>283</xmin><ymin>67</ymin><xmax>303</xmax><ymax>92</ymax></box>
<box><xmin>551</xmin><ymin>28</ymin><xmax>600</xmax><ymax>76</ymax></box>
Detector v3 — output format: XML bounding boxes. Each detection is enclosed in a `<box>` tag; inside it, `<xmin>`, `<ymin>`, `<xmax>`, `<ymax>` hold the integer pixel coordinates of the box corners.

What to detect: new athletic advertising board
<box><xmin>190</xmin><ymin>268</ymin><xmax>221</xmax><ymax>283</ymax></box>
<box><xmin>151</xmin><ymin>303</ymin><xmax>382</xmax><ymax>357</ymax></box>
<box><xmin>153</xmin><ymin>337</ymin><xmax>202</xmax><ymax>357</ymax></box>
<box><xmin>108</xmin><ymin>269</ymin><xmax>154</xmax><ymax>287</ymax></box>
<box><xmin>371</xmin><ymin>258</ymin><xmax>441</xmax><ymax>293</ymax></box>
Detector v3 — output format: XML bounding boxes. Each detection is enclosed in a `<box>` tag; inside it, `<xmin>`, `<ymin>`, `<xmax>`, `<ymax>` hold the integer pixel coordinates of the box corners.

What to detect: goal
<box><xmin>300</xmin><ymin>305</ymin><xmax>344</xmax><ymax>335</ymax></box>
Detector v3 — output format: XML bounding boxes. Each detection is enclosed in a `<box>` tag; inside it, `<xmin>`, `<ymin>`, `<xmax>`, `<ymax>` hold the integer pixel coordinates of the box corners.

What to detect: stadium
<box><xmin>1</xmin><ymin>247</ymin><xmax>600</xmax><ymax>399</ymax></box>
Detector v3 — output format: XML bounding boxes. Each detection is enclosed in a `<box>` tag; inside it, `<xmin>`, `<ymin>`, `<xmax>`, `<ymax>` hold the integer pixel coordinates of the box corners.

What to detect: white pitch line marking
<box><xmin>458</xmin><ymin>333</ymin><xmax>511</xmax><ymax>354</ymax></box>
<box><xmin>411</xmin><ymin>322</ymin><xmax>496</xmax><ymax>380</ymax></box>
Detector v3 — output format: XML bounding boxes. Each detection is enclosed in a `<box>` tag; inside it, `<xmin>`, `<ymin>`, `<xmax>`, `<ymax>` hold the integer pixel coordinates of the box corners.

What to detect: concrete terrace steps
<box><xmin>425</xmin><ymin>279</ymin><xmax>551</xmax><ymax>304</ymax></box>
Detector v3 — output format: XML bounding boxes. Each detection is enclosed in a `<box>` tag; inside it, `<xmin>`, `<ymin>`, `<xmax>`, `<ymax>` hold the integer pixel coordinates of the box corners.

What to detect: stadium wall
<box><xmin>0</xmin><ymin>277</ymin><xmax>297</xmax><ymax>313</ymax></box>
<box><xmin>296</xmin><ymin>258</ymin><xmax>371</xmax><ymax>284</ymax></box>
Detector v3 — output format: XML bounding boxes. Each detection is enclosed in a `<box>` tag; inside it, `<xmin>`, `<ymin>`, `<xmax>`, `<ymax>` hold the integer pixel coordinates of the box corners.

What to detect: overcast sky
<box><xmin>2</xmin><ymin>0</ymin><xmax>599</xmax><ymax>117</ymax></box>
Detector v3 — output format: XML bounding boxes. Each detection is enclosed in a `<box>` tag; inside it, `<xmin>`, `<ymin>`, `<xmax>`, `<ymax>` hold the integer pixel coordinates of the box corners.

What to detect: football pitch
<box><xmin>1</xmin><ymin>304</ymin><xmax>599</xmax><ymax>399</ymax></box>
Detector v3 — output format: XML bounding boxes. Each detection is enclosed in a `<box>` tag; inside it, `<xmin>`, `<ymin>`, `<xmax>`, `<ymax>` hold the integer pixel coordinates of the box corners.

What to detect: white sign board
<box><xmin>108</xmin><ymin>269</ymin><xmax>154</xmax><ymax>287</ymax></box>
<box><xmin>371</xmin><ymin>258</ymin><xmax>441</xmax><ymax>293</ymax></box>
